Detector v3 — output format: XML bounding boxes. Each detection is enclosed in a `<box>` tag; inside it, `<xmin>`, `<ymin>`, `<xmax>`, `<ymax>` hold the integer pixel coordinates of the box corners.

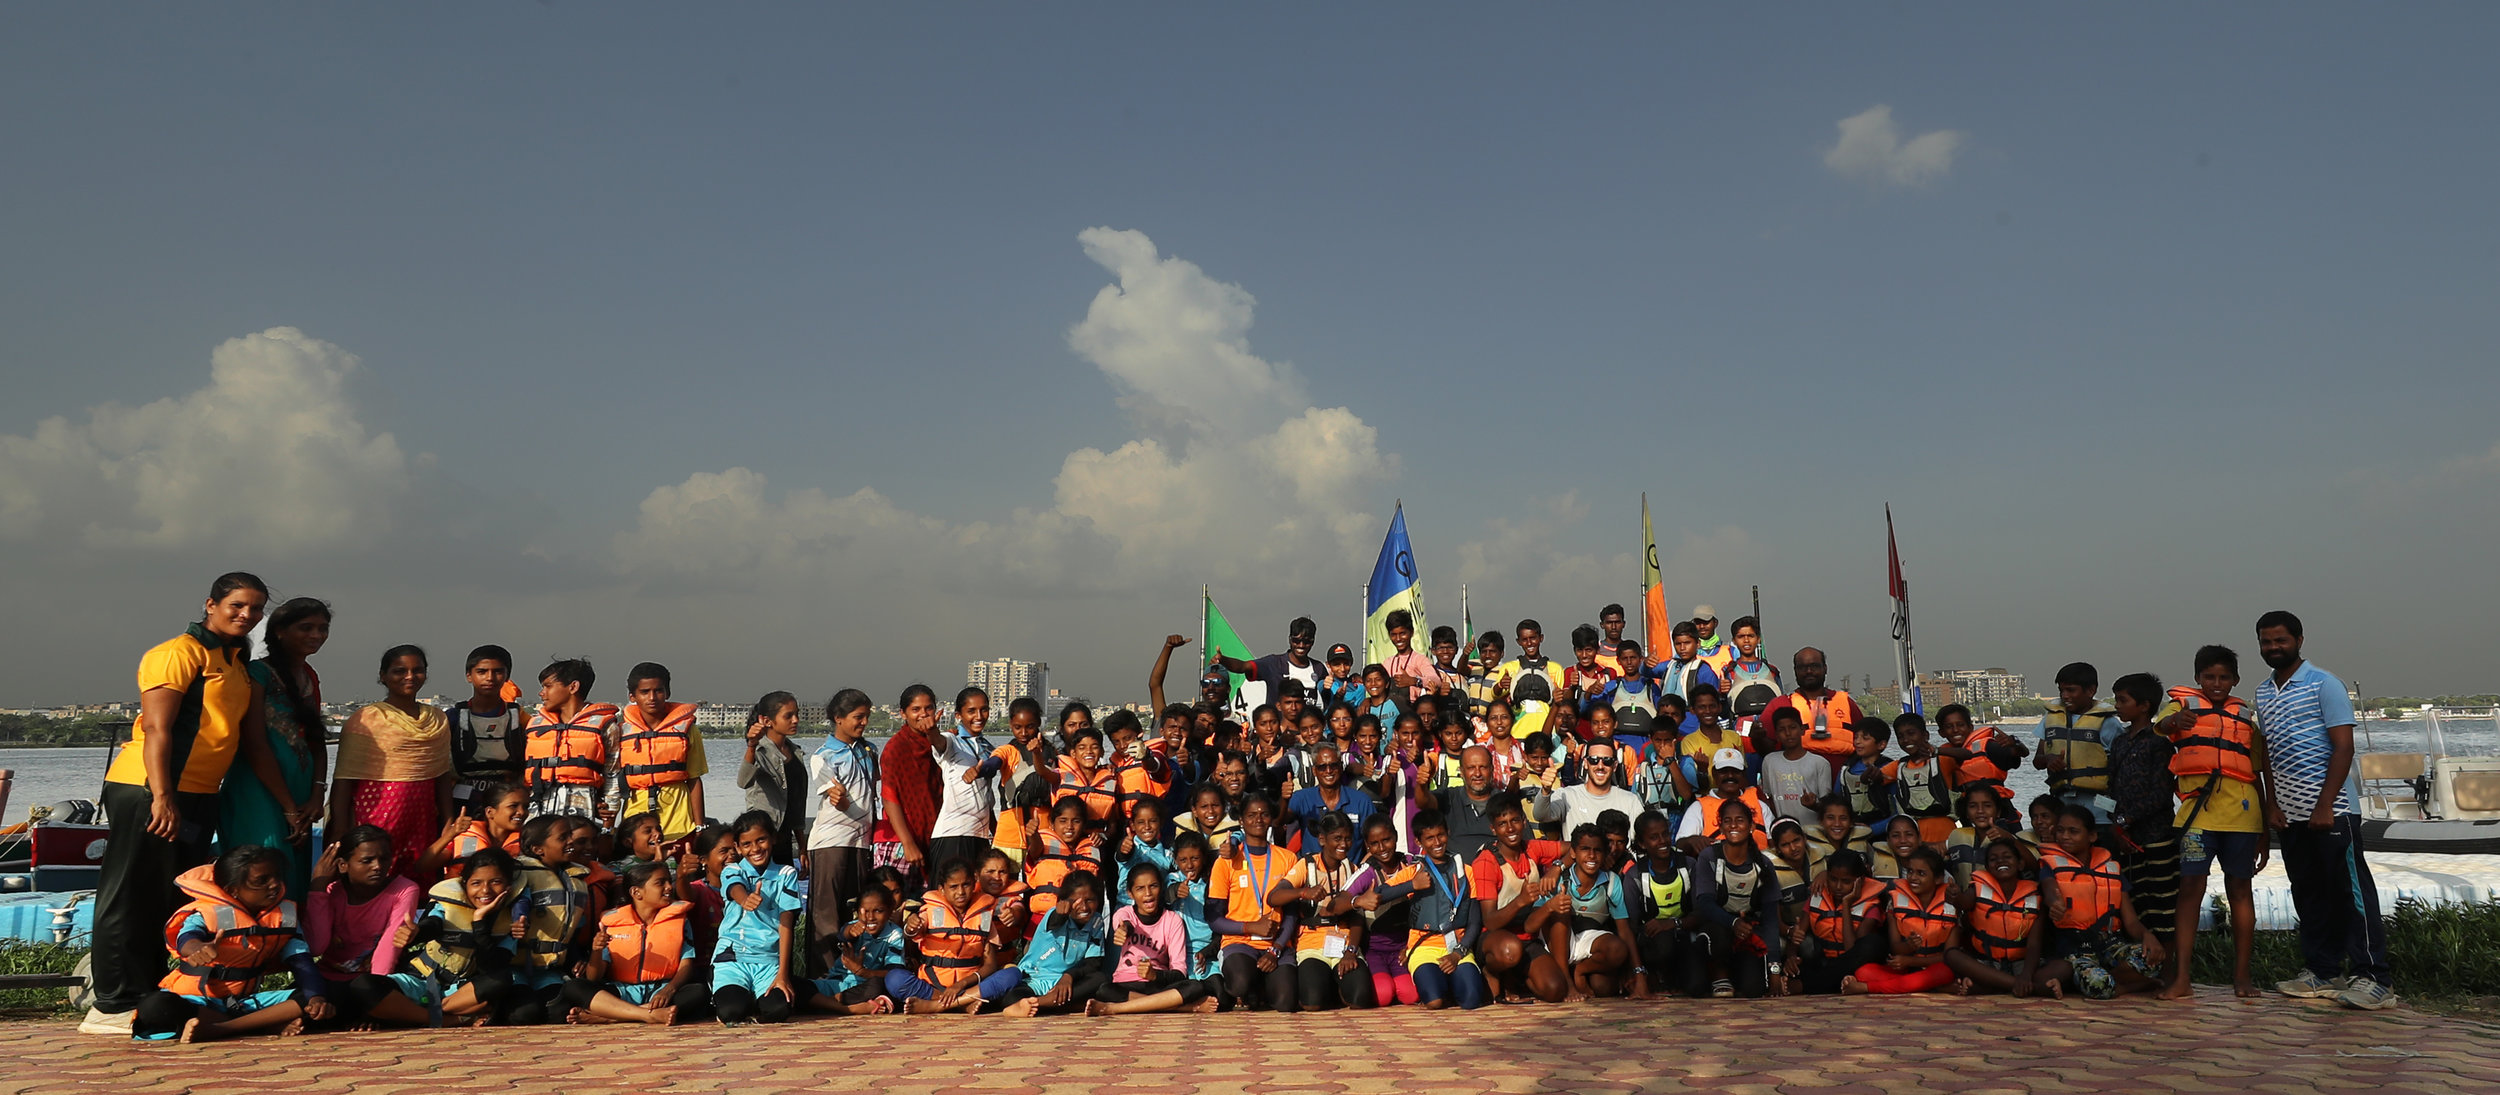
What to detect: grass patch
<box><xmin>2185</xmin><ymin>896</ymin><xmax>2500</xmax><ymax>1007</ymax></box>
<box><xmin>0</xmin><ymin>940</ymin><xmax>82</xmax><ymax>1018</ymax></box>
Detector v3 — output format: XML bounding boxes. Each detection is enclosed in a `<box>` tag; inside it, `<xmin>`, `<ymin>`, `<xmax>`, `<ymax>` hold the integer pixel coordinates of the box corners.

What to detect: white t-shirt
<box><xmin>1535</xmin><ymin>783</ymin><xmax>1647</xmax><ymax>838</ymax></box>
<box><xmin>1759</xmin><ymin>751</ymin><xmax>1834</xmax><ymax>827</ymax></box>
<box><xmin>806</xmin><ymin>737</ymin><xmax>880</xmax><ymax>851</ymax></box>
<box><xmin>931</xmin><ymin>731</ymin><xmax>997</xmax><ymax>841</ymax></box>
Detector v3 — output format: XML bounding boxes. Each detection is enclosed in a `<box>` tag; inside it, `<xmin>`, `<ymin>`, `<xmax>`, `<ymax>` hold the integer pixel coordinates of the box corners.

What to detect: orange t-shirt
<box><xmin>1208</xmin><ymin>845</ymin><xmax>1302</xmax><ymax>951</ymax></box>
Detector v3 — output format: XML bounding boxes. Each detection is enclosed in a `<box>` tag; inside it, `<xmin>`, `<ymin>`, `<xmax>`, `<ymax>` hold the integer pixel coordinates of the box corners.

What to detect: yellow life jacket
<box><xmin>2042</xmin><ymin>708</ymin><xmax>2118</xmax><ymax>795</ymax></box>
<box><xmin>406</xmin><ymin>876</ymin><xmax>516</xmax><ymax>984</ymax></box>
<box><xmin>514</xmin><ymin>856</ymin><xmax>592</xmax><ymax>971</ymax></box>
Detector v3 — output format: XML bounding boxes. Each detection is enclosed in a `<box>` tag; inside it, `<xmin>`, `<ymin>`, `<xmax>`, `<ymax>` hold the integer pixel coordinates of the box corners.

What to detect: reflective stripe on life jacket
<box><xmin>1967</xmin><ymin>870</ymin><xmax>2042</xmax><ymax>961</ymax></box>
<box><xmin>1951</xmin><ymin>725</ymin><xmax>2015</xmax><ymax>803</ymax></box>
<box><xmin>2040</xmin><ymin>844</ymin><xmax>2124</xmax><ymax>933</ymax></box>
<box><xmin>600</xmin><ymin>901</ymin><xmax>690</xmax><ymax>986</ymax></box>
<box><xmin>2042</xmin><ymin>709</ymin><xmax>2118</xmax><ymax>795</ymax></box>
<box><xmin>158</xmin><ymin>864</ymin><xmax>299</xmax><ymax>999</ymax></box>
<box><xmin>1806</xmin><ymin>875</ymin><xmax>1886</xmax><ymax>947</ymax></box>
<box><xmin>524</xmin><ymin>704</ymin><xmax>618</xmax><ymax>787</ymax></box>
<box><xmin>407</xmin><ymin>877</ymin><xmax>514</xmax><ymax>983</ymax></box>
<box><xmin>914</xmin><ymin>893</ymin><xmax>997</xmax><ymax>987</ymax></box>
<box><xmin>1641</xmin><ymin>864</ymin><xmax>1690</xmax><ymax>922</ymax></box>
<box><xmin>1775</xmin><ymin>690</ymin><xmax>1856</xmax><ymax>757</ymax></box>
<box><xmin>1891</xmin><ymin>757</ymin><xmax>1954</xmax><ymax>819</ymax></box>
<box><xmin>1889</xmin><ymin>884</ymin><xmax>1959</xmax><ymax>956</ymax></box>
<box><xmin>1693</xmin><ymin>788</ymin><xmax>1767</xmax><ymax>842</ymax></box>
<box><xmin>515</xmin><ymin>857</ymin><xmax>593</xmax><ymax>970</ymax></box>
<box><xmin>615</xmin><ymin>702</ymin><xmax>696</xmax><ymax>789</ymax></box>
<box><xmin>1723</xmin><ymin>659</ymin><xmax>1782</xmax><ymax>717</ymax></box>
<box><xmin>1053</xmin><ymin>759</ymin><xmax>1120</xmax><ymax>822</ymax></box>
<box><xmin>2165</xmin><ymin>687</ymin><xmax>2258</xmax><ymax>786</ymax></box>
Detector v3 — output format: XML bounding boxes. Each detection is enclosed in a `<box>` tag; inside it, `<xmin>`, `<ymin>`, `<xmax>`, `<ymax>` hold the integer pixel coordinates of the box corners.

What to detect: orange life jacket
<box><xmin>525</xmin><ymin>704</ymin><xmax>618</xmax><ymax>787</ymax></box>
<box><xmin>913</xmin><ymin>892</ymin><xmax>997</xmax><ymax>988</ymax></box>
<box><xmin>600</xmin><ymin>900</ymin><xmax>691</xmax><ymax>986</ymax></box>
<box><xmin>1951</xmin><ymin>725</ymin><xmax>2015</xmax><ymax>803</ymax></box>
<box><xmin>616</xmin><ymin>702</ymin><xmax>696</xmax><ymax>789</ymax></box>
<box><xmin>1693</xmin><ymin>788</ymin><xmax>1767</xmax><ymax>842</ymax></box>
<box><xmin>445</xmin><ymin>821</ymin><xmax>524</xmax><ymax>876</ymax></box>
<box><xmin>1053</xmin><ymin>758</ymin><xmax>1120</xmax><ymax>823</ymax></box>
<box><xmin>1888</xmin><ymin>883</ymin><xmax>1959</xmax><ymax>956</ymax></box>
<box><xmin>1024</xmin><ymin>830</ymin><xmax>1100</xmax><ymax>924</ymax></box>
<box><xmin>1774</xmin><ymin>690</ymin><xmax>1858</xmax><ymax>760</ymax></box>
<box><xmin>1806</xmin><ymin>875</ymin><xmax>1887</xmax><ymax>948</ymax></box>
<box><xmin>1113</xmin><ymin>754</ymin><xmax>1169</xmax><ymax>816</ymax></box>
<box><xmin>1967</xmin><ymin>870</ymin><xmax>2042</xmax><ymax>961</ymax></box>
<box><xmin>2165</xmin><ymin>687</ymin><xmax>2258</xmax><ymax>787</ymax></box>
<box><xmin>2040</xmin><ymin>844</ymin><xmax>2124</xmax><ymax>933</ymax></box>
<box><xmin>158</xmin><ymin>864</ymin><xmax>299</xmax><ymax>999</ymax></box>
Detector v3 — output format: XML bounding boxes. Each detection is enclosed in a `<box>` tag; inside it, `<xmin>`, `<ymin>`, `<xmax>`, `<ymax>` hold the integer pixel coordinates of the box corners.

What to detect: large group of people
<box><xmin>75</xmin><ymin>573</ymin><xmax>2396</xmax><ymax>1044</ymax></box>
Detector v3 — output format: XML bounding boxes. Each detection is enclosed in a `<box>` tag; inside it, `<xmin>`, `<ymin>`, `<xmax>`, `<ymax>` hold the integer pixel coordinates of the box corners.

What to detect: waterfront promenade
<box><xmin>0</xmin><ymin>988</ymin><xmax>2488</xmax><ymax>1094</ymax></box>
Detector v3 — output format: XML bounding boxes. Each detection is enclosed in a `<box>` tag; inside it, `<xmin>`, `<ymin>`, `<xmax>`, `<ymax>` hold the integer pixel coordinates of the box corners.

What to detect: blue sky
<box><xmin>3</xmin><ymin>4</ymin><xmax>2495</xmax><ymax>705</ymax></box>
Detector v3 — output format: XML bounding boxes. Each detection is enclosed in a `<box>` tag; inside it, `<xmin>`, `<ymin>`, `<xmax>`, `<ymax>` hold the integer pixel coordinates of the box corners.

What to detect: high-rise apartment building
<box><xmin>967</xmin><ymin>657</ymin><xmax>1050</xmax><ymax>705</ymax></box>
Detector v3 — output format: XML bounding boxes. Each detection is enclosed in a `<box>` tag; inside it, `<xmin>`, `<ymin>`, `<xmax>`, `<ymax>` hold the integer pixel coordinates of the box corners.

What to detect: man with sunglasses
<box><xmin>1531</xmin><ymin>741</ymin><xmax>1647</xmax><ymax>840</ymax></box>
<box><xmin>1283</xmin><ymin>742</ymin><xmax>1377</xmax><ymax>850</ymax></box>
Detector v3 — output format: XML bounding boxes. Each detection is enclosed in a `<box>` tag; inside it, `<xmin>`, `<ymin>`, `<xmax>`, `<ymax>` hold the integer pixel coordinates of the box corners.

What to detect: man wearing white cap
<box><xmin>1677</xmin><ymin>748</ymin><xmax>1773</xmax><ymax>854</ymax></box>
<box><xmin>1692</xmin><ymin>606</ymin><xmax>1735</xmax><ymax>679</ymax></box>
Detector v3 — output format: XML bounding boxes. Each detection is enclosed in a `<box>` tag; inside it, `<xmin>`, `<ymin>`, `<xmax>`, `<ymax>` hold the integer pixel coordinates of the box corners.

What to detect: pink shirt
<box><xmin>1386</xmin><ymin>651</ymin><xmax>1450</xmax><ymax>700</ymax></box>
<box><xmin>305</xmin><ymin>876</ymin><xmax>422</xmax><ymax>981</ymax></box>
<box><xmin>1111</xmin><ymin>905</ymin><xmax>1191</xmax><ymax>983</ymax></box>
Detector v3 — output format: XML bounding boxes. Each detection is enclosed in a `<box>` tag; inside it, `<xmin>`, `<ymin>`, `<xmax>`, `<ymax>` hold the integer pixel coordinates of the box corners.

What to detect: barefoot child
<box><xmin>896</xmin><ymin>858</ymin><xmax>1019</xmax><ymax>1014</ymax></box>
<box><xmin>1692</xmin><ymin>800</ymin><xmax>1784</xmax><ymax>998</ymax></box>
<box><xmin>2157</xmin><ymin>646</ymin><xmax>2275</xmax><ymax>1001</ymax></box>
<box><xmin>1091</xmin><ymin>864</ymin><xmax>1219</xmax><ymax>1015</ymax></box>
<box><xmin>562</xmin><ymin>862</ymin><xmax>707</xmax><ymax>1025</ymax></box>
<box><xmin>1344</xmin><ymin>818</ymin><xmax>1421</xmax><ymax>1007</ymax></box>
<box><xmin>507</xmin><ymin>815</ymin><xmax>594</xmax><ymax>1025</ymax></box>
<box><xmin>1026</xmin><ymin>798</ymin><xmax>1105</xmax><ymax>929</ymax></box>
<box><xmin>1944</xmin><ymin>838</ymin><xmax>2045</xmax><ymax>996</ymax></box>
<box><xmin>303</xmin><ymin>828</ymin><xmax>421</xmax><ymax>1026</ymax></box>
<box><xmin>1795</xmin><ymin>851</ymin><xmax>1886</xmax><ymax>995</ymax></box>
<box><xmin>1166</xmin><ymin>833</ymin><xmax>1220</xmax><ymax>981</ymax></box>
<box><xmin>808</xmin><ymin>885</ymin><xmax>904</xmax><ymax>1015</ymax></box>
<box><xmin>1266</xmin><ymin>812</ymin><xmax>1371</xmax><ymax>1010</ymax></box>
<box><xmin>372</xmin><ymin>849</ymin><xmax>523</xmax><ymax>1027</ymax></box>
<box><xmin>712</xmin><ymin>811</ymin><xmax>806</xmax><ymax>1023</ymax></box>
<box><xmin>1001</xmin><ymin>871</ymin><xmax>1112</xmax><ymax>1016</ymax></box>
<box><xmin>134</xmin><ymin>846</ymin><xmax>334</xmax><ymax>1042</ymax></box>
<box><xmin>1843</xmin><ymin>847</ymin><xmax>1957</xmax><ymax>995</ymax></box>
<box><xmin>2034</xmin><ymin>805</ymin><xmax>2167</xmax><ymax>1000</ymax></box>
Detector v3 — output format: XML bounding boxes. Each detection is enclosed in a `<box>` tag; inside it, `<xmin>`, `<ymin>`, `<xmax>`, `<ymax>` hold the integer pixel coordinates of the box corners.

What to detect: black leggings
<box><xmin>713</xmin><ymin>979</ymin><xmax>810</xmax><ymax>1024</ymax></box>
<box><xmin>1687</xmin><ymin>921</ymin><xmax>1770</xmax><ymax>998</ymax></box>
<box><xmin>133</xmin><ymin>991</ymin><xmax>208</xmax><ymax>1038</ymax></box>
<box><xmin>558</xmin><ymin>978</ymin><xmax>714</xmax><ymax>1022</ymax></box>
<box><xmin>992</xmin><ymin>968</ymin><xmax>1113</xmax><ymax>1013</ymax></box>
<box><xmin>1294</xmin><ymin>957</ymin><xmax>1375</xmax><ymax>1010</ymax></box>
<box><xmin>1800</xmin><ymin>936</ymin><xmax>1887</xmax><ymax>995</ymax></box>
<box><xmin>1221</xmin><ymin>950</ymin><xmax>1298</xmax><ymax>1013</ymax></box>
<box><xmin>498</xmin><ymin>981</ymin><xmax>566</xmax><ymax>1026</ymax></box>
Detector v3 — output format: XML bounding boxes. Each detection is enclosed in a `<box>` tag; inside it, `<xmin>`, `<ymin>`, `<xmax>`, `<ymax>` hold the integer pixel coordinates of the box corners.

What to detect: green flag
<box><xmin>1204</xmin><ymin>590</ymin><xmax>1253</xmax><ymax>710</ymax></box>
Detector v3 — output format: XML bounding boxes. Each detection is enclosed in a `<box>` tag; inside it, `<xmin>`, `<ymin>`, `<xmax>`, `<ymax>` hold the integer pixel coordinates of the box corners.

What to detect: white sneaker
<box><xmin>2336</xmin><ymin>977</ymin><xmax>2396</xmax><ymax>1010</ymax></box>
<box><xmin>2276</xmin><ymin>970</ymin><xmax>2349</xmax><ymax>999</ymax></box>
<box><xmin>76</xmin><ymin>1007</ymin><xmax>134</xmax><ymax>1036</ymax></box>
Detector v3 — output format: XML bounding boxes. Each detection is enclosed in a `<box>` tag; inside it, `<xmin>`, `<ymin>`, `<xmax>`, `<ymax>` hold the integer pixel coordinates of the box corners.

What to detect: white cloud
<box><xmin>614</xmin><ymin>229</ymin><xmax>1393</xmax><ymax>602</ymax></box>
<box><xmin>0</xmin><ymin>327</ymin><xmax>413</xmax><ymax>555</ymax></box>
<box><xmin>1823</xmin><ymin>105</ymin><xmax>1964</xmax><ymax>187</ymax></box>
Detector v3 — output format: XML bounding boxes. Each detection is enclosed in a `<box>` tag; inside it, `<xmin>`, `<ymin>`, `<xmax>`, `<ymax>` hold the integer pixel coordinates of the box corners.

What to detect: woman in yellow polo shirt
<box><xmin>81</xmin><ymin>572</ymin><xmax>270</xmax><ymax>1037</ymax></box>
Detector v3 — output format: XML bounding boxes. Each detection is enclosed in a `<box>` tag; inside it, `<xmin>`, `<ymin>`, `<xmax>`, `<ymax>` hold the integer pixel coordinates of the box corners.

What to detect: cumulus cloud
<box><xmin>614</xmin><ymin>229</ymin><xmax>1393</xmax><ymax>601</ymax></box>
<box><xmin>0</xmin><ymin>327</ymin><xmax>413</xmax><ymax>555</ymax></box>
<box><xmin>1823</xmin><ymin>105</ymin><xmax>1964</xmax><ymax>187</ymax></box>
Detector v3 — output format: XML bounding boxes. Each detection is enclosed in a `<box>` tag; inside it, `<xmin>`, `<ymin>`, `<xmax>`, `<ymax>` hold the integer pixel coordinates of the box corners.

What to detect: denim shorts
<box><xmin>2179</xmin><ymin>829</ymin><xmax>2263</xmax><ymax>879</ymax></box>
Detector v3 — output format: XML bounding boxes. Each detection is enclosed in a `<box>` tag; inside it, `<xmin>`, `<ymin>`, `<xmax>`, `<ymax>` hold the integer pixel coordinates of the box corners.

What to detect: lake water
<box><xmin>5</xmin><ymin>718</ymin><xmax>2494</xmax><ymax>827</ymax></box>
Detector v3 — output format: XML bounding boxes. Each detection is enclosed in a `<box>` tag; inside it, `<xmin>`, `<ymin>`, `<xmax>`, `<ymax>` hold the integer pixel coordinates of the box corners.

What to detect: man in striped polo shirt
<box><xmin>2254</xmin><ymin>610</ymin><xmax>2393</xmax><ymax>1009</ymax></box>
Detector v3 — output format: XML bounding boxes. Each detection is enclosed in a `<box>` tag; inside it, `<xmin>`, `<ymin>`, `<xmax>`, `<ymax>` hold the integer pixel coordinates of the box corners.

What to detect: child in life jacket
<box><xmin>613</xmin><ymin>662</ymin><xmax>707</xmax><ymax>841</ymax></box>
<box><xmin>133</xmin><ymin>846</ymin><xmax>333</xmax><ymax>1042</ymax></box>
<box><xmin>1090</xmin><ymin>863</ymin><xmax>1221</xmax><ymax>1015</ymax></box>
<box><xmin>1944</xmin><ymin>837</ymin><xmax>2046</xmax><ymax>996</ymax></box>
<box><xmin>560</xmin><ymin>861</ymin><xmax>707</xmax><ymax>1025</ymax></box>
<box><xmin>2157</xmin><ymin>645</ymin><xmax>2277</xmax><ymax>1001</ymax></box>
<box><xmin>810</xmin><ymin>884</ymin><xmax>905</xmax><ymax>1016</ymax></box>
<box><xmin>1405</xmin><ymin>810</ymin><xmax>1492</xmax><ymax>1010</ymax></box>
<box><xmin>895</xmin><ymin>857</ymin><xmax>1019</xmax><ymax>1014</ymax></box>
<box><xmin>1794</xmin><ymin>851</ymin><xmax>1887</xmax><ymax>995</ymax></box>
<box><xmin>2033</xmin><ymin>804</ymin><xmax>2166</xmax><ymax>1000</ymax></box>
<box><xmin>1629</xmin><ymin>811</ymin><xmax>1702</xmax><ymax>997</ymax></box>
<box><xmin>1935</xmin><ymin>703</ymin><xmax>2026</xmax><ymax>811</ymax></box>
<box><xmin>711</xmin><ymin>810</ymin><xmax>807</xmax><ymax>1024</ymax></box>
<box><xmin>446</xmin><ymin>645</ymin><xmax>527</xmax><ymax>817</ymax></box>
<box><xmin>1113</xmin><ymin>799</ymin><xmax>1175</xmax><ymax>906</ymax></box>
<box><xmin>420</xmin><ymin>782</ymin><xmax>527</xmax><ymax>879</ymax></box>
<box><xmin>1884</xmin><ymin>714</ymin><xmax>1960</xmax><ymax>846</ymax></box>
<box><xmin>523</xmin><ymin>659</ymin><xmax>617</xmax><ymax>821</ymax></box>
<box><xmin>607</xmin><ymin>812</ymin><xmax>665</xmax><ymax>878</ymax></box>
<box><xmin>1842</xmin><ymin>847</ymin><xmax>1958</xmax><ymax>995</ymax></box>
<box><xmin>1025</xmin><ymin>798</ymin><xmax>1105</xmax><ymax>929</ymax></box>
<box><xmin>1944</xmin><ymin>790</ymin><xmax>2011</xmax><ymax>891</ymax></box>
<box><xmin>374</xmin><ymin>848</ymin><xmax>522</xmax><ymax>1027</ymax></box>
<box><xmin>1692</xmin><ymin>800</ymin><xmax>1784</xmax><ymax>999</ymax></box>
<box><xmin>976</xmin><ymin>849</ymin><xmax>1030</xmax><ymax>942</ymax></box>
<box><xmin>504</xmin><ymin>814</ymin><xmax>594</xmax><ymax>1025</ymax></box>
<box><xmin>1870</xmin><ymin>816</ymin><xmax>1924</xmax><ymax>882</ymax></box>
<box><xmin>1525</xmin><ymin>824</ymin><xmax>1646</xmax><ymax>1001</ymax></box>
<box><xmin>1807</xmin><ymin>799</ymin><xmax>1875</xmax><ymax>872</ymax></box>
<box><xmin>1470</xmin><ymin>794</ymin><xmax>1570</xmax><ymax>1004</ymax></box>
<box><xmin>1001</xmin><ymin>870</ymin><xmax>1113</xmax><ymax>1016</ymax></box>
<box><xmin>303</xmin><ymin>827</ymin><xmax>422</xmax><ymax>1027</ymax></box>
<box><xmin>1833</xmin><ymin>718</ymin><xmax>1893</xmax><ymax>836</ymax></box>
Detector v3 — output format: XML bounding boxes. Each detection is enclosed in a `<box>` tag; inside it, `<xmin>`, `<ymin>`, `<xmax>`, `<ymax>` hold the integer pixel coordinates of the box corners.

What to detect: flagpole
<box><xmin>1752</xmin><ymin>585</ymin><xmax>1761</xmax><ymax>643</ymax></box>
<box><xmin>1201</xmin><ymin>583</ymin><xmax>1210</xmax><ymax>677</ymax></box>
<box><xmin>1640</xmin><ymin>493</ymin><xmax>1650</xmax><ymax>661</ymax></box>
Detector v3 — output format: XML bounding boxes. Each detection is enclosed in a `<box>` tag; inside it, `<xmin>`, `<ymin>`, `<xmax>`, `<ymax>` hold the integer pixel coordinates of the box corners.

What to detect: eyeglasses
<box><xmin>1584</xmin><ymin>756</ymin><xmax>1616</xmax><ymax>767</ymax></box>
<box><xmin>1315</xmin><ymin>762</ymin><xmax>1343</xmax><ymax>770</ymax></box>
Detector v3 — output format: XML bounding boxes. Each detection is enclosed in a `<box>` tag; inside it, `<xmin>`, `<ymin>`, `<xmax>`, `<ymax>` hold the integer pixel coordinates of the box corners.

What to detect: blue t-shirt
<box><xmin>717</xmin><ymin>860</ymin><xmax>801</xmax><ymax>960</ymax></box>
<box><xmin>1116</xmin><ymin>840</ymin><xmax>1175</xmax><ymax>907</ymax></box>
<box><xmin>2257</xmin><ymin>661</ymin><xmax>2359</xmax><ymax>817</ymax></box>
<box><xmin>1283</xmin><ymin>785</ymin><xmax>1377</xmax><ymax>846</ymax></box>
<box><xmin>1020</xmin><ymin>911</ymin><xmax>1108</xmax><ymax>993</ymax></box>
<box><xmin>823</xmin><ymin>922</ymin><xmax>908</xmax><ymax>993</ymax></box>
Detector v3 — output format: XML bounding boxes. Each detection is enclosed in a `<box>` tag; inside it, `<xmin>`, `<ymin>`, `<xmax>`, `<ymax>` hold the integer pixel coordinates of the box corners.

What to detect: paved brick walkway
<box><xmin>2</xmin><ymin>988</ymin><xmax>2492</xmax><ymax>1094</ymax></box>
